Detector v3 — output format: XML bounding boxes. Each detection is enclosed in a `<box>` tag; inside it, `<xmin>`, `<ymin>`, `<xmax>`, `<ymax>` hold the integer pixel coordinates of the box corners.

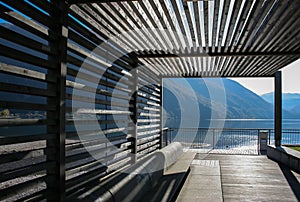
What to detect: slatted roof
<box><xmin>69</xmin><ymin>0</ymin><xmax>300</xmax><ymax>77</ymax></box>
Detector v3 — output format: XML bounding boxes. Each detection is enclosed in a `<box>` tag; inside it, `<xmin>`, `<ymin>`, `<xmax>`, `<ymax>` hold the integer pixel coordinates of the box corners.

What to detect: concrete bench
<box><xmin>267</xmin><ymin>145</ymin><xmax>300</xmax><ymax>173</ymax></box>
<box><xmin>72</xmin><ymin>142</ymin><xmax>196</xmax><ymax>201</ymax></box>
<box><xmin>143</xmin><ymin>150</ymin><xmax>196</xmax><ymax>202</ymax></box>
<box><xmin>176</xmin><ymin>160</ymin><xmax>223</xmax><ymax>202</ymax></box>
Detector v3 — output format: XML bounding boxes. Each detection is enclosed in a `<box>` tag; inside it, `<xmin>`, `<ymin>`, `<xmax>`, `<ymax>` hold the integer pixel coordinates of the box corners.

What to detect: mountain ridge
<box><xmin>163</xmin><ymin>78</ymin><xmax>298</xmax><ymax>128</ymax></box>
<box><xmin>261</xmin><ymin>92</ymin><xmax>300</xmax><ymax>114</ymax></box>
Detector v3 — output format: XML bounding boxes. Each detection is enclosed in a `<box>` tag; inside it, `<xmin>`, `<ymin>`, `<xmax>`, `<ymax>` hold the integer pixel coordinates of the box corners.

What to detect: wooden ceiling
<box><xmin>69</xmin><ymin>0</ymin><xmax>300</xmax><ymax>77</ymax></box>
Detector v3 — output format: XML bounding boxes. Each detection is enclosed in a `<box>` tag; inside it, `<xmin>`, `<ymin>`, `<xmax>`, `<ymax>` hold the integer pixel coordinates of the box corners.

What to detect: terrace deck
<box><xmin>177</xmin><ymin>154</ymin><xmax>300</xmax><ymax>202</ymax></box>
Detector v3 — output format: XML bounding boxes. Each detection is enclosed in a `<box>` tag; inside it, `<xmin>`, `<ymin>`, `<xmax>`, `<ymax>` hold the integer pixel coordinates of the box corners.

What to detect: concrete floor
<box><xmin>177</xmin><ymin>154</ymin><xmax>300</xmax><ymax>202</ymax></box>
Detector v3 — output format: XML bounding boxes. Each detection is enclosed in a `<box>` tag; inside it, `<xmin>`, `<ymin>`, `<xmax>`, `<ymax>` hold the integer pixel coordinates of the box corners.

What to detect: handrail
<box><xmin>167</xmin><ymin>128</ymin><xmax>300</xmax><ymax>149</ymax></box>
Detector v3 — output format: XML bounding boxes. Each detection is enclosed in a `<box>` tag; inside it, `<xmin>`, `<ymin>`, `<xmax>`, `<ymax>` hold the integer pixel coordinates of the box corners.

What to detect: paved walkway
<box><xmin>184</xmin><ymin>146</ymin><xmax>258</xmax><ymax>155</ymax></box>
<box><xmin>177</xmin><ymin>154</ymin><xmax>300</xmax><ymax>202</ymax></box>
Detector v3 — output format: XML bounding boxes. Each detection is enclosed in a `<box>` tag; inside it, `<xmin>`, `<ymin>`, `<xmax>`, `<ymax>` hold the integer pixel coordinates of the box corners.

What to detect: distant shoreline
<box><xmin>210</xmin><ymin>118</ymin><xmax>300</xmax><ymax>121</ymax></box>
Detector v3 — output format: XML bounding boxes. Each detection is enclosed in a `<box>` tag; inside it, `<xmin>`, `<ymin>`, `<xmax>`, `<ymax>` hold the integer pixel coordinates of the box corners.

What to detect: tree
<box><xmin>0</xmin><ymin>109</ymin><xmax>10</xmax><ymax>117</ymax></box>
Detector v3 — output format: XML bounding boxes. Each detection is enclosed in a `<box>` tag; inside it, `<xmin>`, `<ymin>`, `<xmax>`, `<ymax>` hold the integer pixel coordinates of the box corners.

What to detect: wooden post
<box><xmin>275</xmin><ymin>71</ymin><xmax>282</xmax><ymax>147</ymax></box>
<box><xmin>129</xmin><ymin>55</ymin><xmax>139</xmax><ymax>164</ymax></box>
<box><xmin>159</xmin><ymin>76</ymin><xmax>164</xmax><ymax>149</ymax></box>
<box><xmin>47</xmin><ymin>1</ymin><xmax>68</xmax><ymax>201</ymax></box>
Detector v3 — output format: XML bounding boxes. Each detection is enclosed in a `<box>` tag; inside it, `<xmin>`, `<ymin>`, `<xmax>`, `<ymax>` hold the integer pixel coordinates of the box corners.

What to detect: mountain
<box><xmin>290</xmin><ymin>104</ymin><xmax>300</xmax><ymax>115</ymax></box>
<box><xmin>261</xmin><ymin>92</ymin><xmax>300</xmax><ymax>114</ymax></box>
<box><xmin>163</xmin><ymin>78</ymin><xmax>297</xmax><ymax>128</ymax></box>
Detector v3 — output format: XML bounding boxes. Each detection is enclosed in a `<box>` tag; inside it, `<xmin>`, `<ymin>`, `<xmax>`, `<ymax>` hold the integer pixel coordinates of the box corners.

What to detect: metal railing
<box><xmin>168</xmin><ymin>128</ymin><xmax>260</xmax><ymax>150</ymax></box>
<box><xmin>269</xmin><ymin>129</ymin><xmax>300</xmax><ymax>145</ymax></box>
<box><xmin>162</xmin><ymin>128</ymin><xmax>300</xmax><ymax>151</ymax></box>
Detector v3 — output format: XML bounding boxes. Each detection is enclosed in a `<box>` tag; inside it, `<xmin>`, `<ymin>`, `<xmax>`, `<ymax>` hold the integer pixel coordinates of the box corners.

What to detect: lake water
<box><xmin>210</xmin><ymin>119</ymin><xmax>300</xmax><ymax>129</ymax></box>
<box><xmin>171</xmin><ymin>119</ymin><xmax>300</xmax><ymax>129</ymax></box>
<box><xmin>168</xmin><ymin>119</ymin><xmax>300</xmax><ymax>147</ymax></box>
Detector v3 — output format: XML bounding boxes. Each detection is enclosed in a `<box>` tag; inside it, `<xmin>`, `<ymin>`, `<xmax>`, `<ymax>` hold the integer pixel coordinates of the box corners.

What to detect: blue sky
<box><xmin>232</xmin><ymin>59</ymin><xmax>300</xmax><ymax>95</ymax></box>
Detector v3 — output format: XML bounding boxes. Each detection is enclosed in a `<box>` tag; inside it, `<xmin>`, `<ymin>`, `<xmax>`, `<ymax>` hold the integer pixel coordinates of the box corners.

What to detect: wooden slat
<box><xmin>0</xmin><ymin>26</ymin><xmax>57</xmax><ymax>55</ymax></box>
<box><xmin>0</xmin><ymin>6</ymin><xmax>53</xmax><ymax>41</ymax></box>
<box><xmin>203</xmin><ymin>0</ymin><xmax>209</xmax><ymax>49</ymax></box>
<box><xmin>234</xmin><ymin>0</ymin><xmax>262</xmax><ymax>52</ymax></box>
<box><xmin>137</xmin><ymin>134</ymin><xmax>160</xmax><ymax>145</ymax></box>
<box><xmin>67</xmin><ymin>67</ymin><xmax>131</xmax><ymax>93</ymax></box>
<box><xmin>0</xmin><ymin>82</ymin><xmax>55</xmax><ymax>97</ymax></box>
<box><xmin>69</xmin><ymin>0</ymin><xmax>141</xmax><ymax>4</ymax></box>
<box><xmin>160</xmin><ymin>0</ymin><xmax>182</xmax><ymax>50</ymax></box>
<box><xmin>84</xmin><ymin>3</ymin><xmax>147</xmax><ymax>50</ymax></box>
<box><xmin>0</xmin><ymin>118</ymin><xmax>46</xmax><ymax>127</ymax></box>
<box><xmin>0</xmin><ymin>134</ymin><xmax>53</xmax><ymax>146</ymax></box>
<box><xmin>248</xmin><ymin>0</ymin><xmax>282</xmax><ymax>52</ymax></box>
<box><xmin>66</xmin><ymin>54</ymin><xmax>131</xmax><ymax>84</ymax></box>
<box><xmin>26</xmin><ymin>0</ymin><xmax>57</xmax><ymax>16</ymax></box>
<box><xmin>66</xmin><ymin>158</ymin><xmax>105</xmax><ymax>177</ymax></box>
<box><xmin>66</xmin><ymin>82</ymin><xmax>131</xmax><ymax>101</ymax></box>
<box><xmin>0</xmin><ymin>100</ymin><xmax>55</xmax><ymax>111</ymax></box>
<box><xmin>0</xmin><ymin>161</ymin><xmax>53</xmax><ymax>182</ymax></box>
<box><xmin>169</xmin><ymin>0</ymin><xmax>189</xmax><ymax>50</ymax></box>
<box><xmin>0</xmin><ymin>63</ymin><xmax>56</xmax><ymax>83</ymax></box>
<box><xmin>69</xmin><ymin>4</ymin><xmax>134</xmax><ymax>51</ymax></box>
<box><xmin>65</xmin><ymin>135</ymin><xmax>132</xmax><ymax>151</ymax></box>
<box><xmin>136</xmin><ymin>1</ymin><xmax>168</xmax><ymax>50</ymax></box>
<box><xmin>137</xmin><ymin>139</ymin><xmax>160</xmax><ymax>152</ymax></box>
<box><xmin>251</xmin><ymin>0</ymin><xmax>299</xmax><ymax>52</ymax></box>
<box><xmin>149</xmin><ymin>0</ymin><xmax>176</xmax><ymax>50</ymax></box>
<box><xmin>223</xmin><ymin>0</ymin><xmax>241</xmax><ymax>52</ymax></box>
<box><xmin>68</xmin><ymin>12</ymin><xmax>135</xmax><ymax>66</ymax></box>
<box><xmin>0</xmin><ymin>45</ymin><xmax>55</xmax><ymax>69</ymax></box>
<box><xmin>242</xmin><ymin>0</ymin><xmax>275</xmax><ymax>52</ymax></box>
<box><xmin>66</xmin><ymin>140</ymin><xmax>131</xmax><ymax>164</ymax></box>
<box><xmin>4</xmin><ymin>0</ymin><xmax>55</xmax><ymax>27</ymax></box>
<box><xmin>68</xmin><ymin>30</ymin><xmax>133</xmax><ymax>71</ymax></box>
<box><xmin>66</xmin><ymin>127</ymin><xmax>128</xmax><ymax>140</ymax></box>
<box><xmin>0</xmin><ymin>176</ymin><xmax>48</xmax><ymax>201</ymax></box>
<box><xmin>14</xmin><ymin>189</ymin><xmax>48</xmax><ymax>202</ymax></box>
<box><xmin>65</xmin><ymin>165</ymin><xmax>107</xmax><ymax>193</ymax></box>
<box><xmin>211</xmin><ymin>0</ymin><xmax>220</xmax><ymax>52</ymax></box>
<box><xmin>137</xmin><ymin>144</ymin><xmax>159</xmax><ymax>158</ymax></box>
<box><xmin>107</xmin><ymin>2</ymin><xmax>157</xmax><ymax>51</ymax></box>
<box><xmin>66</xmin><ymin>94</ymin><xmax>132</xmax><ymax>108</ymax></box>
<box><xmin>0</xmin><ymin>149</ymin><xmax>47</xmax><ymax>164</ymax></box>
<box><xmin>266</xmin><ymin>14</ymin><xmax>300</xmax><ymax>52</ymax></box>
<box><xmin>66</xmin><ymin>118</ymin><xmax>128</xmax><ymax>126</ymax></box>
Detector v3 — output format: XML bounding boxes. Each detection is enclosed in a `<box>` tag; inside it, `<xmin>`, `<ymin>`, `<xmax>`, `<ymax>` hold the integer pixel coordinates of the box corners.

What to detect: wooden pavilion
<box><xmin>0</xmin><ymin>0</ymin><xmax>300</xmax><ymax>200</ymax></box>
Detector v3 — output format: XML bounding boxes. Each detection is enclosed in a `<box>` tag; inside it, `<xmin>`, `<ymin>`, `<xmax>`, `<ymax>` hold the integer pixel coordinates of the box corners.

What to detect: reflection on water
<box><xmin>172</xmin><ymin>129</ymin><xmax>259</xmax><ymax>150</ymax></box>
<box><xmin>202</xmin><ymin>119</ymin><xmax>300</xmax><ymax>129</ymax></box>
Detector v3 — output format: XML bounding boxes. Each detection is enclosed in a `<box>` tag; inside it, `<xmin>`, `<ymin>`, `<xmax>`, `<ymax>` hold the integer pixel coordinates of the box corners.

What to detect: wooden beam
<box><xmin>136</xmin><ymin>50</ymin><xmax>300</xmax><ymax>58</ymax></box>
<box><xmin>274</xmin><ymin>71</ymin><xmax>282</xmax><ymax>147</ymax></box>
<box><xmin>161</xmin><ymin>74</ymin><xmax>273</xmax><ymax>78</ymax></box>
<box><xmin>68</xmin><ymin>0</ymin><xmax>140</xmax><ymax>5</ymax></box>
